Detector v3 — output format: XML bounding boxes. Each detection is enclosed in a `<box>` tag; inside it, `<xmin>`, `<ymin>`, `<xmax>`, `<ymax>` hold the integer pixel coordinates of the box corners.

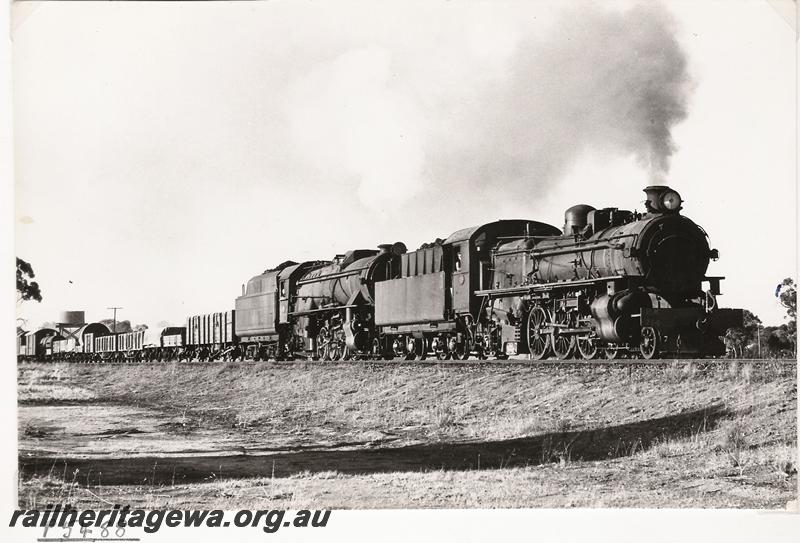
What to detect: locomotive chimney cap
<box><xmin>643</xmin><ymin>186</ymin><xmax>682</xmax><ymax>214</ymax></box>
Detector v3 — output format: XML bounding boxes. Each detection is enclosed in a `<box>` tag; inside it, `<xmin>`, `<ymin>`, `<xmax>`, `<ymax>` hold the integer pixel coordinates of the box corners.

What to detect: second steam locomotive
<box><xmin>19</xmin><ymin>185</ymin><xmax>743</xmax><ymax>362</ymax></box>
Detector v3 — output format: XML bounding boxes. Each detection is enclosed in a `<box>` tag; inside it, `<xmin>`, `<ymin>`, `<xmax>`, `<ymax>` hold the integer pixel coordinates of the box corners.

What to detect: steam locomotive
<box><xmin>18</xmin><ymin>185</ymin><xmax>742</xmax><ymax>362</ymax></box>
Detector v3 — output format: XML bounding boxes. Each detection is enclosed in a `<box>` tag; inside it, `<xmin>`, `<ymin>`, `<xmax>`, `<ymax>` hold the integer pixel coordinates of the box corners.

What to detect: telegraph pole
<box><xmin>107</xmin><ymin>306</ymin><xmax>123</xmax><ymax>333</ymax></box>
<box><xmin>757</xmin><ymin>323</ymin><xmax>761</xmax><ymax>358</ymax></box>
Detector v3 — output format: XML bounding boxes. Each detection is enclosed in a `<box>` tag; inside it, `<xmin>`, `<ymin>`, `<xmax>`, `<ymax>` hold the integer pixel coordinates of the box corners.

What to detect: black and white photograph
<box><xmin>3</xmin><ymin>0</ymin><xmax>799</xmax><ymax>539</ymax></box>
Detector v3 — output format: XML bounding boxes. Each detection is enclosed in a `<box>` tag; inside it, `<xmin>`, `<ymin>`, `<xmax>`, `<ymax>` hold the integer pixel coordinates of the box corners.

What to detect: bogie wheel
<box><xmin>453</xmin><ymin>333</ymin><xmax>474</xmax><ymax>360</ymax></box>
<box><xmin>551</xmin><ymin>310</ymin><xmax>576</xmax><ymax>360</ymax></box>
<box><xmin>577</xmin><ymin>334</ymin><xmax>599</xmax><ymax>360</ymax></box>
<box><xmin>602</xmin><ymin>345</ymin><xmax>619</xmax><ymax>360</ymax></box>
<box><xmin>526</xmin><ymin>306</ymin><xmax>551</xmax><ymax>360</ymax></box>
<box><xmin>371</xmin><ymin>338</ymin><xmax>389</xmax><ymax>361</ymax></box>
<box><xmin>392</xmin><ymin>338</ymin><xmax>406</xmax><ymax>360</ymax></box>
<box><xmin>417</xmin><ymin>338</ymin><xmax>428</xmax><ymax>361</ymax></box>
<box><xmin>405</xmin><ymin>337</ymin><xmax>417</xmax><ymax>360</ymax></box>
<box><xmin>432</xmin><ymin>337</ymin><xmax>448</xmax><ymax>360</ymax></box>
<box><xmin>455</xmin><ymin>337</ymin><xmax>472</xmax><ymax>361</ymax></box>
<box><xmin>640</xmin><ymin>326</ymin><xmax>659</xmax><ymax>359</ymax></box>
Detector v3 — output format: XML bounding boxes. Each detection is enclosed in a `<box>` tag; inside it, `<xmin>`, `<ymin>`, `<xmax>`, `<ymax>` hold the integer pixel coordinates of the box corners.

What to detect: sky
<box><xmin>12</xmin><ymin>0</ymin><xmax>796</xmax><ymax>329</ymax></box>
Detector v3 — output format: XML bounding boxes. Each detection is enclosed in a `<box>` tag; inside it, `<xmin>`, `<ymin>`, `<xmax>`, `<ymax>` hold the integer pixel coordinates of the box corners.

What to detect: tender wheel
<box><xmin>417</xmin><ymin>338</ymin><xmax>428</xmax><ymax>361</ymax></box>
<box><xmin>432</xmin><ymin>337</ymin><xmax>448</xmax><ymax>360</ymax></box>
<box><xmin>392</xmin><ymin>338</ymin><xmax>406</xmax><ymax>360</ymax></box>
<box><xmin>639</xmin><ymin>326</ymin><xmax>659</xmax><ymax>359</ymax></box>
<box><xmin>577</xmin><ymin>334</ymin><xmax>599</xmax><ymax>360</ymax></box>
<box><xmin>405</xmin><ymin>337</ymin><xmax>417</xmax><ymax>360</ymax></box>
<box><xmin>551</xmin><ymin>310</ymin><xmax>575</xmax><ymax>360</ymax></box>
<box><xmin>526</xmin><ymin>306</ymin><xmax>551</xmax><ymax>360</ymax></box>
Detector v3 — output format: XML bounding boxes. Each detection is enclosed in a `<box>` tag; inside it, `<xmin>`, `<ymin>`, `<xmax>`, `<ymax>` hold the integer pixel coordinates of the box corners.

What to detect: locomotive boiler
<box><xmin>291</xmin><ymin>243</ymin><xmax>406</xmax><ymax>359</ymax></box>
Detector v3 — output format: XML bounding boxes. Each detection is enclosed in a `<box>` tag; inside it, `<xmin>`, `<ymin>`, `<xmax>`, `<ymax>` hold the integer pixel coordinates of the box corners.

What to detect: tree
<box><xmin>100</xmin><ymin>319</ymin><xmax>132</xmax><ymax>333</ymax></box>
<box><xmin>16</xmin><ymin>257</ymin><xmax>42</xmax><ymax>302</ymax></box>
<box><xmin>776</xmin><ymin>277</ymin><xmax>797</xmax><ymax>354</ymax></box>
<box><xmin>723</xmin><ymin>310</ymin><xmax>762</xmax><ymax>358</ymax></box>
<box><xmin>777</xmin><ymin>278</ymin><xmax>796</xmax><ymax>319</ymax></box>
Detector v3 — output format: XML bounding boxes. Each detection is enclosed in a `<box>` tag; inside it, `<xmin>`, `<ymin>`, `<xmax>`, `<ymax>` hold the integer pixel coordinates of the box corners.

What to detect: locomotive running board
<box><xmin>475</xmin><ymin>275</ymin><xmax>628</xmax><ymax>298</ymax></box>
<box><xmin>289</xmin><ymin>304</ymin><xmax>359</xmax><ymax>317</ymax></box>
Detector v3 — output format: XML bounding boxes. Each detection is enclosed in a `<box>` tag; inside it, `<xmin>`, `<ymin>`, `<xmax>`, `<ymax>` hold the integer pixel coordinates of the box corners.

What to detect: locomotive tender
<box><xmin>19</xmin><ymin>186</ymin><xmax>742</xmax><ymax>362</ymax></box>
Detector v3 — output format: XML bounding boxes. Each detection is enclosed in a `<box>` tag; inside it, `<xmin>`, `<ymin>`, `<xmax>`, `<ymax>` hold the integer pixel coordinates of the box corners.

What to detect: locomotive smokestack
<box><xmin>643</xmin><ymin>185</ymin><xmax>668</xmax><ymax>213</ymax></box>
<box><xmin>391</xmin><ymin>242</ymin><xmax>407</xmax><ymax>256</ymax></box>
<box><xmin>377</xmin><ymin>244</ymin><xmax>393</xmax><ymax>255</ymax></box>
<box><xmin>643</xmin><ymin>186</ymin><xmax>682</xmax><ymax>214</ymax></box>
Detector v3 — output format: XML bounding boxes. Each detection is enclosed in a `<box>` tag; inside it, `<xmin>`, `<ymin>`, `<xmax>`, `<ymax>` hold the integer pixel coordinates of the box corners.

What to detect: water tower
<box><xmin>57</xmin><ymin>310</ymin><xmax>86</xmax><ymax>342</ymax></box>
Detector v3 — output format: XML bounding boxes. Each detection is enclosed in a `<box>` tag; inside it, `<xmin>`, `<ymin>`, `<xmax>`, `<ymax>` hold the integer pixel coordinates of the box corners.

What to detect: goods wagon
<box><xmin>186</xmin><ymin>311</ymin><xmax>236</xmax><ymax>360</ymax></box>
<box><xmin>161</xmin><ymin>327</ymin><xmax>186</xmax><ymax>347</ymax></box>
<box><xmin>21</xmin><ymin>328</ymin><xmax>62</xmax><ymax>361</ymax></box>
<box><xmin>16</xmin><ymin>329</ymin><xmax>27</xmax><ymax>358</ymax></box>
<box><xmin>94</xmin><ymin>334</ymin><xmax>118</xmax><ymax>360</ymax></box>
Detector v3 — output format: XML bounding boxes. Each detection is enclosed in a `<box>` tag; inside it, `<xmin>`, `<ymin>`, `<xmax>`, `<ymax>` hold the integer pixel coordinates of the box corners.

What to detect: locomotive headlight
<box><xmin>661</xmin><ymin>190</ymin><xmax>682</xmax><ymax>212</ymax></box>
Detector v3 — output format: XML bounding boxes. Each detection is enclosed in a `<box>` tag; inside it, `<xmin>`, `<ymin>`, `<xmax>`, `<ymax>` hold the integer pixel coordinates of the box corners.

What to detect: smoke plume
<box><xmin>429</xmin><ymin>2</ymin><xmax>692</xmax><ymax>197</ymax></box>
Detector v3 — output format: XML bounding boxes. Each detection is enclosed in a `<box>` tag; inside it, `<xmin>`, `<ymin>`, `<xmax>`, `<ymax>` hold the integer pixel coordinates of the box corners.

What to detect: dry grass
<box><xmin>17</xmin><ymin>360</ymin><xmax>797</xmax><ymax>509</ymax></box>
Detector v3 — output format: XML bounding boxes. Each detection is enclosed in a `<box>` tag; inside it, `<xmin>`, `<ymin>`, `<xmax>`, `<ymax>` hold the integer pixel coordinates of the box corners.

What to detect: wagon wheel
<box><xmin>639</xmin><ymin>326</ymin><xmax>659</xmax><ymax>359</ymax></box>
<box><xmin>550</xmin><ymin>310</ymin><xmax>576</xmax><ymax>360</ymax></box>
<box><xmin>526</xmin><ymin>306</ymin><xmax>551</xmax><ymax>360</ymax></box>
<box><xmin>576</xmin><ymin>334</ymin><xmax>599</xmax><ymax>360</ymax></box>
<box><xmin>316</xmin><ymin>326</ymin><xmax>332</xmax><ymax>361</ymax></box>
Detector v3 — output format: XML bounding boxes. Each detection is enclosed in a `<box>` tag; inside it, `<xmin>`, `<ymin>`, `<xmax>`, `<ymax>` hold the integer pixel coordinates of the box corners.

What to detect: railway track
<box><xmin>21</xmin><ymin>357</ymin><xmax>797</xmax><ymax>371</ymax></box>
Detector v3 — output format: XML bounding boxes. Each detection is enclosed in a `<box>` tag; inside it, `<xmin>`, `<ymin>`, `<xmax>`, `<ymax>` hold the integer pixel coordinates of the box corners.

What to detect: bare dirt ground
<box><xmin>17</xmin><ymin>360</ymin><xmax>798</xmax><ymax>509</ymax></box>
